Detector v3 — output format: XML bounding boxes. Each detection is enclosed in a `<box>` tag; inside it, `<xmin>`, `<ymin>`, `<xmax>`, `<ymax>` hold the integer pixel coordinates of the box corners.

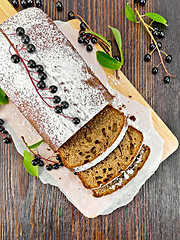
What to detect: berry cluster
<box><xmin>4</xmin><ymin>27</ymin><xmax>80</xmax><ymax>124</ymax></box>
<box><xmin>134</xmin><ymin>0</ymin><xmax>147</xmax><ymax>6</ymax></box>
<box><xmin>0</xmin><ymin>118</ymin><xmax>11</xmax><ymax>144</ymax></box>
<box><xmin>143</xmin><ymin>25</ymin><xmax>173</xmax><ymax>84</ymax></box>
<box><xmin>31</xmin><ymin>153</ymin><xmax>63</xmax><ymax>171</ymax></box>
<box><xmin>12</xmin><ymin>0</ymin><xmax>42</xmax><ymax>9</ymax></box>
<box><xmin>78</xmin><ymin>22</ymin><xmax>95</xmax><ymax>52</ymax></box>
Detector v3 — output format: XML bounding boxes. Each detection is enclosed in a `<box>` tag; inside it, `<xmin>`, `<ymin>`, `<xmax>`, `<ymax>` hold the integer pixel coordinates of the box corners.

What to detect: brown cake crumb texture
<box><xmin>59</xmin><ymin>105</ymin><xmax>125</xmax><ymax>168</ymax></box>
<box><xmin>77</xmin><ymin>126</ymin><xmax>143</xmax><ymax>189</ymax></box>
<box><xmin>93</xmin><ymin>145</ymin><xmax>150</xmax><ymax>197</ymax></box>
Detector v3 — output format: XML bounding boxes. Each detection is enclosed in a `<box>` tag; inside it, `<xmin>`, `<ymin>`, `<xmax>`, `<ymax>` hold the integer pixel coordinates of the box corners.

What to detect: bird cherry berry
<box><xmin>53</xmin><ymin>96</ymin><xmax>61</xmax><ymax>104</ymax></box>
<box><xmin>149</xmin><ymin>43</ymin><xmax>156</xmax><ymax>51</ymax></box>
<box><xmin>91</xmin><ymin>37</ymin><xmax>98</xmax><ymax>44</ymax></box>
<box><xmin>27</xmin><ymin>0</ymin><xmax>34</xmax><ymax>7</ymax></box>
<box><xmin>158</xmin><ymin>30</ymin><xmax>165</xmax><ymax>38</ymax></box>
<box><xmin>38</xmin><ymin>72</ymin><xmax>47</xmax><ymax>81</ymax></box>
<box><xmin>37</xmin><ymin>80</ymin><xmax>46</xmax><ymax>89</ymax></box>
<box><xmin>12</xmin><ymin>0</ymin><xmax>19</xmax><ymax>8</ymax></box>
<box><xmin>27</xmin><ymin>59</ymin><xmax>36</xmax><ymax>68</ymax></box>
<box><xmin>152</xmin><ymin>67</ymin><xmax>158</xmax><ymax>75</ymax></box>
<box><xmin>56</xmin><ymin>1</ymin><xmax>62</xmax><ymax>11</ymax></box>
<box><xmin>157</xmin><ymin>41</ymin><xmax>162</xmax><ymax>49</ymax></box>
<box><xmin>163</xmin><ymin>76</ymin><xmax>170</xmax><ymax>84</ymax></box>
<box><xmin>49</xmin><ymin>85</ymin><xmax>58</xmax><ymax>94</ymax></box>
<box><xmin>16</xmin><ymin>27</ymin><xmax>25</xmax><ymax>36</ymax></box>
<box><xmin>46</xmin><ymin>164</ymin><xmax>53</xmax><ymax>171</ymax></box>
<box><xmin>21</xmin><ymin>34</ymin><xmax>30</xmax><ymax>44</ymax></box>
<box><xmin>35</xmin><ymin>0</ymin><xmax>42</xmax><ymax>7</ymax></box>
<box><xmin>54</xmin><ymin>106</ymin><xmax>63</xmax><ymax>114</ymax></box>
<box><xmin>144</xmin><ymin>54</ymin><xmax>151</xmax><ymax>61</ymax></box>
<box><xmin>35</xmin><ymin>65</ymin><xmax>44</xmax><ymax>73</ymax></box>
<box><xmin>72</xmin><ymin>117</ymin><xmax>80</xmax><ymax>124</ymax></box>
<box><xmin>140</xmin><ymin>0</ymin><xmax>146</xmax><ymax>6</ymax></box>
<box><xmin>68</xmin><ymin>11</ymin><xmax>75</xmax><ymax>20</ymax></box>
<box><xmin>80</xmin><ymin>22</ymin><xmax>87</xmax><ymax>31</ymax></box>
<box><xmin>11</xmin><ymin>54</ymin><xmax>20</xmax><ymax>64</ymax></box>
<box><xmin>78</xmin><ymin>37</ymin><xmax>84</xmax><ymax>44</ymax></box>
<box><xmin>27</xmin><ymin>44</ymin><xmax>36</xmax><ymax>53</ymax></box>
<box><xmin>86</xmin><ymin>44</ymin><xmax>93</xmax><ymax>52</ymax></box>
<box><xmin>165</xmin><ymin>55</ymin><xmax>172</xmax><ymax>63</ymax></box>
<box><xmin>61</xmin><ymin>101</ymin><xmax>69</xmax><ymax>109</ymax></box>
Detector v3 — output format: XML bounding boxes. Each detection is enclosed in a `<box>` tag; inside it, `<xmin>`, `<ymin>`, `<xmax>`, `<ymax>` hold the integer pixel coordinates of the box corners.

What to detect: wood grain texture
<box><xmin>0</xmin><ymin>0</ymin><xmax>179</xmax><ymax>239</ymax></box>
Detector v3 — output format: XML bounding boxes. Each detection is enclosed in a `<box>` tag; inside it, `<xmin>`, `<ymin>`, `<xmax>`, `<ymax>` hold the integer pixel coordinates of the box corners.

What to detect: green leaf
<box><xmin>145</xmin><ymin>13</ymin><xmax>168</xmax><ymax>26</ymax></box>
<box><xmin>109</xmin><ymin>26</ymin><xmax>124</xmax><ymax>65</ymax></box>
<box><xmin>125</xmin><ymin>3</ymin><xmax>137</xmax><ymax>23</ymax></box>
<box><xmin>96</xmin><ymin>51</ymin><xmax>122</xmax><ymax>70</ymax></box>
<box><xmin>0</xmin><ymin>88</ymin><xmax>9</xmax><ymax>106</ymax></box>
<box><xmin>23</xmin><ymin>149</ymin><xmax>38</xmax><ymax>177</ymax></box>
<box><xmin>85</xmin><ymin>30</ymin><xmax>111</xmax><ymax>48</ymax></box>
<box><xmin>28</xmin><ymin>139</ymin><xmax>44</xmax><ymax>149</ymax></box>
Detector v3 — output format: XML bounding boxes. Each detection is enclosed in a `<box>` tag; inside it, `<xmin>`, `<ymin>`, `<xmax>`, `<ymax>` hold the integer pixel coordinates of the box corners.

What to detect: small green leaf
<box><xmin>85</xmin><ymin>30</ymin><xmax>111</xmax><ymax>48</ymax></box>
<box><xmin>109</xmin><ymin>26</ymin><xmax>124</xmax><ymax>65</ymax></box>
<box><xmin>23</xmin><ymin>149</ymin><xmax>38</xmax><ymax>177</ymax></box>
<box><xmin>145</xmin><ymin>13</ymin><xmax>168</xmax><ymax>26</ymax></box>
<box><xmin>96</xmin><ymin>51</ymin><xmax>122</xmax><ymax>70</ymax></box>
<box><xmin>125</xmin><ymin>3</ymin><xmax>137</xmax><ymax>23</ymax></box>
<box><xmin>0</xmin><ymin>88</ymin><xmax>9</xmax><ymax>106</ymax></box>
<box><xmin>28</xmin><ymin>139</ymin><xmax>44</xmax><ymax>149</ymax></box>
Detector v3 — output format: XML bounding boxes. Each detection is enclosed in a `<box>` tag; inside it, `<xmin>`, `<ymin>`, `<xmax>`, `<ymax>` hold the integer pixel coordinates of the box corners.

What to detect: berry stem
<box><xmin>160</xmin><ymin>50</ymin><xmax>168</xmax><ymax>56</ymax></box>
<box><xmin>134</xmin><ymin>9</ymin><xmax>175</xmax><ymax>78</ymax></box>
<box><xmin>76</xmin><ymin>14</ymin><xmax>93</xmax><ymax>32</ymax></box>
<box><xmin>0</xmin><ymin>132</ymin><xmax>5</xmax><ymax>138</ymax></box>
<box><xmin>156</xmin><ymin>62</ymin><xmax>162</xmax><ymax>68</ymax></box>
<box><xmin>145</xmin><ymin>23</ymin><xmax>154</xmax><ymax>31</ymax></box>
<box><xmin>21</xmin><ymin>136</ymin><xmax>58</xmax><ymax>164</ymax></box>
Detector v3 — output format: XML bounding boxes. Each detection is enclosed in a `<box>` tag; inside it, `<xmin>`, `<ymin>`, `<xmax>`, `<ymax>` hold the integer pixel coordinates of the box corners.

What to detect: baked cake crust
<box><xmin>0</xmin><ymin>8</ymin><xmax>113</xmax><ymax>151</ymax></box>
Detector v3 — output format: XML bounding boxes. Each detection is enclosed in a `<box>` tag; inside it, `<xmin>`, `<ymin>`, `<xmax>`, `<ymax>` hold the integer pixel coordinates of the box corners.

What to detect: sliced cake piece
<box><xmin>77</xmin><ymin>126</ymin><xmax>143</xmax><ymax>189</ymax></box>
<box><xmin>59</xmin><ymin>105</ymin><xmax>125</xmax><ymax>168</ymax></box>
<box><xmin>93</xmin><ymin>145</ymin><xmax>150</xmax><ymax>197</ymax></box>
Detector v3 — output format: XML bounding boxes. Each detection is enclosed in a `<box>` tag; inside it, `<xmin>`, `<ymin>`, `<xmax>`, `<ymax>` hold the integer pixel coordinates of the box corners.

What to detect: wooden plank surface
<box><xmin>0</xmin><ymin>0</ymin><xmax>179</xmax><ymax>239</ymax></box>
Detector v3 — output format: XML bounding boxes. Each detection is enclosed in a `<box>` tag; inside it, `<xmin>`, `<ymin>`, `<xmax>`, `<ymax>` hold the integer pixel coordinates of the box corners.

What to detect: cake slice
<box><xmin>77</xmin><ymin>126</ymin><xmax>143</xmax><ymax>189</ymax></box>
<box><xmin>93</xmin><ymin>145</ymin><xmax>150</xmax><ymax>197</ymax></box>
<box><xmin>59</xmin><ymin>105</ymin><xmax>125</xmax><ymax>168</ymax></box>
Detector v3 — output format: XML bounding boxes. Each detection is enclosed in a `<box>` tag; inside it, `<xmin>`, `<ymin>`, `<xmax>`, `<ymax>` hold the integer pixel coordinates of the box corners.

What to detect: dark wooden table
<box><xmin>1</xmin><ymin>0</ymin><xmax>179</xmax><ymax>239</ymax></box>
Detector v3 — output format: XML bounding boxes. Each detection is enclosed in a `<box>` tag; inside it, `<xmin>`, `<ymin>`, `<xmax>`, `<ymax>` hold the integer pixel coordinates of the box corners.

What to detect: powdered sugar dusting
<box><xmin>0</xmin><ymin>8</ymin><xmax>112</xmax><ymax>150</ymax></box>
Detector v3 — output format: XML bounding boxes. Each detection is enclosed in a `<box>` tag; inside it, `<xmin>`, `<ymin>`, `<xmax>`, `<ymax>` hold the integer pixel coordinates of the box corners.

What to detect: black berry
<box><xmin>140</xmin><ymin>0</ymin><xmax>146</xmax><ymax>6</ymax></box>
<box><xmin>35</xmin><ymin>0</ymin><xmax>42</xmax><ymax>7</ymax></box>
<box><xmin>164</xmin><ymin>76</ymin><xmax>170</xmax><ymax>84</ymax></box>
<box><xmin>11</xmin><ymin>54</ymin><xmax>20</xmax><ymax>64</ymax></box>
<box><xmin>0</xmin><ymin>118</ymin><xmax>4</xmax><ymax>125</ymax></box>
<box><xmin>83</xmin><ymin>38</ymin><xmax>89</xmax><ymax>45</ymax></box>
<box><xmin>152</xmin><ymin>67</ymin><xmax>158</xmax><ymax>75</ymax></box>
<box><xmin>53</xmin><ymin>95</ymin><xmax>61</xmax><ymax>104</ymax></box>
<box><xmin>32</xmin><ymin>159</ymin><xmax>38</xmax><ymax>166</ymax></box>
<box><xmin>0</xmin><ymin>126</ymin><xmax>5</xmax><ymax>132</ymax></box>
<box><xmin>20</xmin><ymin>0</ymin><xmax>28</xmax><ymax>8</ymax></box>
<box><xmin>134</xmin><ymin>0</ymin><xmax>140</xmax><ymax>2</ymax></box>
<box><xmin>27</xmin><ymin>59</ymin><xmax>36</xmax><ymax>68</ymax></box>
<box><xmin>144</xmin><ymin>54</ymin><xmax>151</xmax><ymax>62</ymax></box>
<box><xmin>72</xmin><ymin>117</ymin><xmax>80</xmax><ymax>124</ymax></box>
<box><xmin>149</xmin><ymin>43</ymin><xmax>156</xmax><ymax>51</ymax></box>
<box><xmin>74</xmin><ymin>172</ymin><xmax>77</xmax><ymax>175</ymax></box>
<box><xmin>27</xmin><ymin>44</ymin><xmax>36</xmax><ymax>53</ymax></box>
<box><xmin>35</xmin><ymin>65</ymin><xmax>44</xmax><ymax>73</ymax></box>
<box><xmin>56</xmin><ymin>154</ymin><xmax>62</xmax><ymax>161</ymax></box>
<box><xmin>61</xmin><ymin>101</ymin><xmax>69</xmax><ymax>109</ymax></box>
<box><xmin>113</xmin><ymin>56</ymin><xmax>121</xmax><ymax>61</ymax></box>
<box><xmin>49</xmin><ymin>85</ymin><xmax>58</xmax><ymax>94</ymax></box>
<box><xmin>27</xmin><ymin>0</ymin><xmax>34</xmax><ymax>7</ymax></box>
<box><xmin>86</xmin><ymin>44</ymin><xmax>93</xmax><ymax>52</ymax></box>
<box><xmin>80</xmin><ymin>22</ymin><xmax>87</xmax><ymax>31</ymax></box>
<box><xmin>12</xmin><ymin>0</ymin><xmax>19</xmax><ymax>8</ymax></box>
<box><xmin>108</xmin><ymin>40</ymin><xmax>112</xmax><ymax>45</ymax></box>
<box><xmin>37</xmin><ymin>80</ymin><xmax>46</xmax><ymax>89</ymax></box>
<box><xmin>158</xmin><ymin>30</ymin><xmax>165</xmax><ymax>39</ymax></box>
<box><xmin>152</xmin><ymin>31</ymin><xmax>159</xmax><ymax>37</ymax></box>
<box><xmin>54</xmin><ymin>106</ymin><xmax>63</xmax><ymax>114</ymax></box>
<box><xmin>56</xmin><ymin>1</ymin><xmax>62</xmax><ymax>11</ymax></box>
<box><xmin>154</xmin><ymin>27</ymin><xmax>159</xmax><ymax>32</ymax></box>
<box><xmin>53</xmin><ymin>163</ymin><xmax>59</xmax><ymax>169</ymax></box>
<box><xmin>85</xmin><ymin>33</ymin><xmax>91</xmax><ymax>39</ymax></box>
<box><xmin>157</xmin><ymin>41</ymin><xmax>162</xmax><ymax>49</ymax></box>
<box><xmin>58</xmin><ymin>161</ymin><xmax>64</xmax><ymax>166</ymax></box>
<box><xmin>38</xmin><ymin>72</ymin><xmax>47</xmax><ymax>81</ymax></box>
<box><xmin>91</xmin><ymin>37</ymin><xmax>98</xmax><ymax>44</ymax></box>
<box><xmin>16</xmin><ymin>27</ymin><xmax>25</xmax><ymax>36</ymax></box>
<box><xmin>21</xmin><ymin>34</ymin><xmax>30</xmax><ymax>44</ymax></box>
<box><xmin>165</xmin><ymin>55</ymin><xmax>172</xmax><ymax>63</ymax></box>
<box><xmin>46</xmin><ymin>164</ymin><xmax>53</xmax><ymax>171</ymax></box>
<box><xmin>2</xmin><ymin>130</ymin><xmax>8</xmax><ymax>134</ymax></box>
<box><xmin>38</xmin><ymin>160</ymin><xmax>44</xmax><ymax>167</ymax></box>
<box><xmin>78</xmin><ymin>37</ymin><xmax>84</xmax><ymax>44</ymax></box>
<box><xmin>68</xmin><ymin>11</ymin><xmax>75</xmax><ymax>20</ymax></box>
<box><xmin>80</xmin><ymin>31</ymin><xmax>86</xmax><ymax>37</ymax></box>
<box><xmin>3</xmin><ymin>137</ymin><xmax>11</xmax><ymax>144</ymax></box>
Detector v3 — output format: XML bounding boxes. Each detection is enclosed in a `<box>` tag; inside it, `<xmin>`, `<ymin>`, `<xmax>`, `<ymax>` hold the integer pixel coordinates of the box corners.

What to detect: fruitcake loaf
<box><xmin>93</xmin><ymin>145</ymin><xmax>150</xmax><ymax>197</ymax></box>
<box><xmin>77</xmin><ymin>126</ymin><xmax>143</xmax><ymax>189</ymax></box>
<box><xmin>0</xmin><ymin>8</ymin><xmax>112</xmax><ymax>151</ymax></box>
<box><xmin>59</xmin><ymin>105</ymin><xmax>125</xmax><ymax>168</ymax></box>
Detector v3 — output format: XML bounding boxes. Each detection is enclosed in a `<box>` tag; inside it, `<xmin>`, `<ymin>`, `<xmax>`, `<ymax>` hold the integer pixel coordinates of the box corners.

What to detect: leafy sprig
<box><xmin>0</xmin><ymin>88</ymin><xmax>9</xmax><ymax>106</ymax></box>
<box><xmin>125</xmin><ymin>4</ymin><xmax>174</xmax><ymax>79</ymax></box>
<box><xmin>85</xmin><ymin>27</ymin><xmax>124</xmax><ymax>71</ymax></box>
<box><xmin>22</xmin><ymin>138</ymin><xmax>44</xmax><ymax>177</ymax></box>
